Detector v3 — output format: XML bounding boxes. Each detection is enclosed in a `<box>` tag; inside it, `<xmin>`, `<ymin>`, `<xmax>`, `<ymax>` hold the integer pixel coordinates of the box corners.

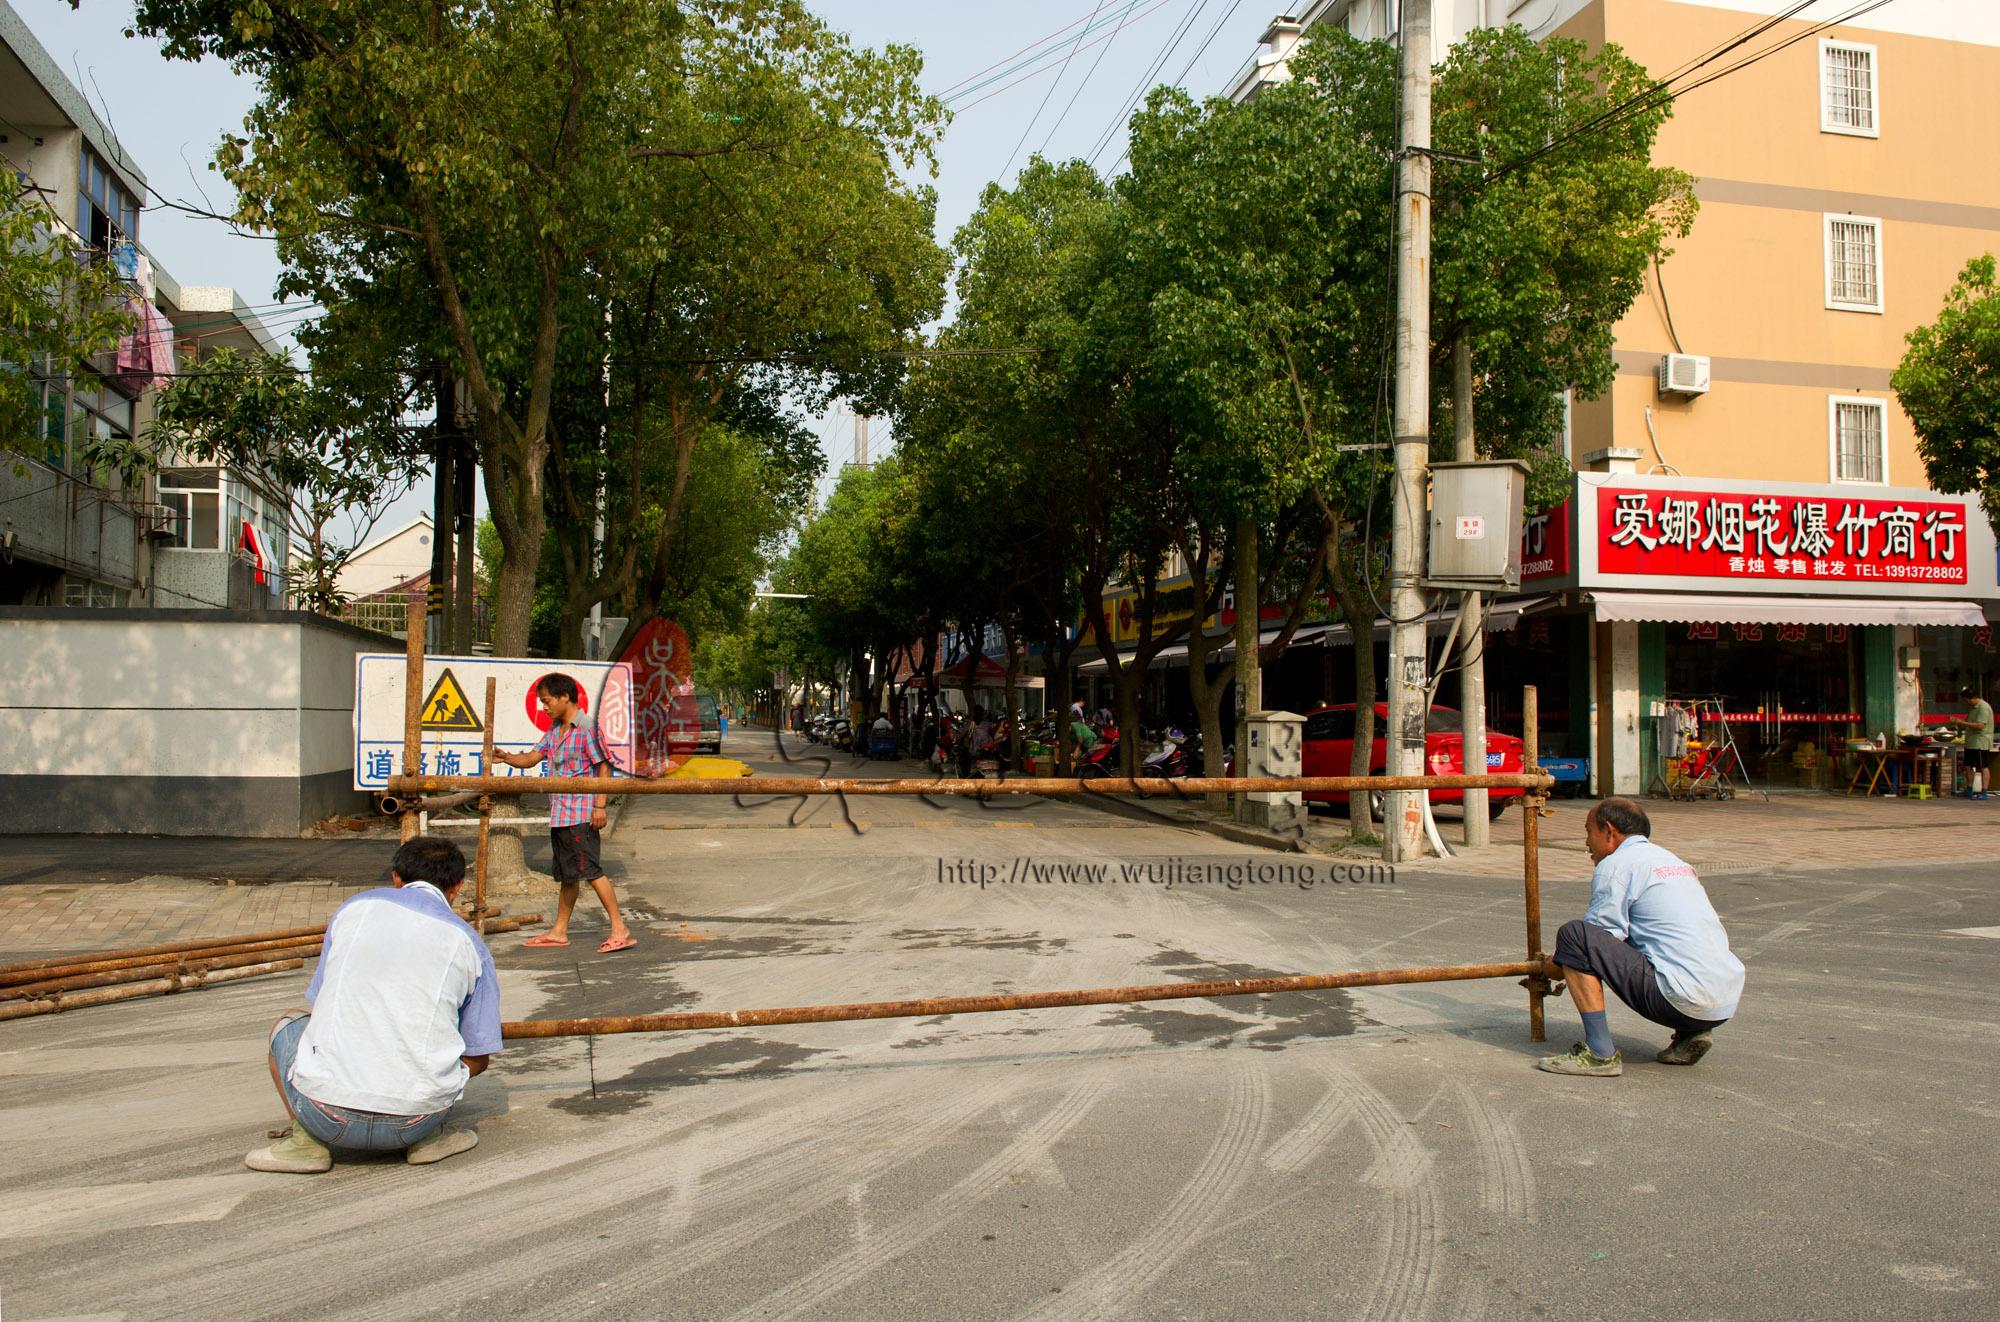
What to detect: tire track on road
<box><xmin>728</xmin><ymin>1069</ymin><xmax>1116</xmax><ymax>1321</ymax></box>
<box><xmin>1448</xmin><ymin>1080</ymin><xmax>1537</xmax><ymax>1223</ymax></box>
<box><xmin>1014</xmin><ymin>1057</ymin><xmax>1272</xmax><ymax>1322</ymax></box>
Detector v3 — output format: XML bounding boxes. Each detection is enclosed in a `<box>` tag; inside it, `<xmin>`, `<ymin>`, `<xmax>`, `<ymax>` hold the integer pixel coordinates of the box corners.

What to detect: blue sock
<box><xmin>1581</xmin><ymin>1010</ymin><xmax>1615</xmax><ymax>1058</ymax></box>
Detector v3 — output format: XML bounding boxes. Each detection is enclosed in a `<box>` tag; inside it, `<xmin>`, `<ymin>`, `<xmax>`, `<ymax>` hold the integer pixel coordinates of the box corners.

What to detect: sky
<box><xmin>15</xmin><ymin>0</ymin><xmax>1285</xmax><ymax>535</ymax></box>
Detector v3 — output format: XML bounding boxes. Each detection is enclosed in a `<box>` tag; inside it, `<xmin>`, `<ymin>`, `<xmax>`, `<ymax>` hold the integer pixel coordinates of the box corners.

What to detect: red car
<box><xmin>1300</xmin><ymin>703</ymin><xmax>1524</xmax><ymax>819</ymax></box>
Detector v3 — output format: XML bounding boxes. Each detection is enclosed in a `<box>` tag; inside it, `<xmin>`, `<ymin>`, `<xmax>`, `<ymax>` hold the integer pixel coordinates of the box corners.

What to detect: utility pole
<box><xmin>855</xmin><ymin>413</ymin><xmax>871</xmax><ymax>468</ymax></box>
<box><xmin>1454</xmin><ymin>334</ymin><xmax>1489</xmax><ymax>847</ymax></box>
<box><xmin>1383</xmin><ymin>0</ymin><xmax>1433</xmax><ymax>863</ymax></box>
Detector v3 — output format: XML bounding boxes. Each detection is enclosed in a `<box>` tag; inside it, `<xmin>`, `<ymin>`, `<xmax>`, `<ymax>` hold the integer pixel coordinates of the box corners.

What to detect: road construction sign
<box><xmin>353</xmin><ymin>654</ymin><xmax>636</xmax><ymax>791</ymax></box>
<box><xmin>419</xmin><ymin>668</ymin><xmax>483</xmax><ymax>731</ymax></box>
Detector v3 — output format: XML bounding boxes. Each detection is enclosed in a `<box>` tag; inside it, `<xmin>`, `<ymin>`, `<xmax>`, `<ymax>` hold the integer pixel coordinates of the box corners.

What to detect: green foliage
<box><xmin>0</xmin><ymin>186</ymin><xmax>132</xmax><ymax>462</ymax></box>
<box><xmin>144</xmin><ymin>347</ymin><xmax>427</xmax><ymax>611</ymax></box>
<box><xmin>1894</xmin><ymin>254</ymin><xmax>2000</xmax><ymax>534</ymax></box>
<box><xmin>131</xmin><ymin>0</ymin><xmax>949</xmax><ymax>653</ymax></box>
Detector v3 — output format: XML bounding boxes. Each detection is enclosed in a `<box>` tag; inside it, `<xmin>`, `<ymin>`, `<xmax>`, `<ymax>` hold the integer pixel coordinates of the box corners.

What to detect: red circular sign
<box><xmin>525</xmin><ymin>674</ymin><xmax>590</xmax><ymax>732</ymax></box>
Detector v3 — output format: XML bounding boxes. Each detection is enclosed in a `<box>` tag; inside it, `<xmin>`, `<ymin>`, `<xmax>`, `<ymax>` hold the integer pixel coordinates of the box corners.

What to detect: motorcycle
<box><xmin>1141</xmin><ymin>726</ymin><xmax>1194</xmax><ymax>779</ymax></box>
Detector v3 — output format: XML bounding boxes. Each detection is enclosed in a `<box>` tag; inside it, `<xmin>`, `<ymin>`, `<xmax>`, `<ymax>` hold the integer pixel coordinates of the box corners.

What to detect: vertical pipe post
<box><xmin>475</xmin><ymin>677</ymin><xmax>497</xmax><ymax>936</ymax></box>
<box><xmin>1522</xmin><ymin>683</ymin><xmax>1546</xmax><ymax>1041</ymax></box>
<box><xmin>401</xmin><ymin>588</ymin><xmax>426</xmax><ymax>843</ymax></box>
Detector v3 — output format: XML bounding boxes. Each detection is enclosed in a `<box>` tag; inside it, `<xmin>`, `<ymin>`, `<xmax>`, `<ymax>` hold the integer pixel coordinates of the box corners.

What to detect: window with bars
<box><xmin>1824</xmin><ymin>215</ymin><xmax>1883</xmax><ymax>312</ymax></box>
<box><xmin>1830</xmin><ymin>397</ymin><xmax>1887</xmax><ymax>484</ymax></box>
<box><xmin>1820</xmin><ymin>39</ymin><xmax>1878</xmax><ymax>137</ymax></box>
<box><xmin>75</xmin><ymin>144</ymin><xmax>140</xmax><ymax>249</ymax></box>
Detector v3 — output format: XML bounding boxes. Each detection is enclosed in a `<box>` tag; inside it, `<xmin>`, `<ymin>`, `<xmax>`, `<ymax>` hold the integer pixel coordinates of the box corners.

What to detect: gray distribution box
<box><xmin>1425</xmin><ymin>460</ymin><xmax>1529</xmax><ymax>590</ymax></box>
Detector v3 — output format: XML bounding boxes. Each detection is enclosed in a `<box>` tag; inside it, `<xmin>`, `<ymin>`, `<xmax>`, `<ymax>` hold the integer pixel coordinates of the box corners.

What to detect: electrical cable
<box><xmin>1482</xmin><ymin>0</ymin><xmax>1893</xmax><ymax>188</ymax></box>
<box><xmin>1106</xmin><ymin>0</ymin><xmax>1256</xmax><ymax>172</ymax></box>
<box><xmin>1036</xmin><ymin>0</ymin><xmax>1138</xmax><ymax>158</ymax></box>
<box><xmin>1083</xmin><ymin>0</ymin><xmax>1212</xmax><ymax>168</ymax></box>
<box><xmin>948</xmin><ymin>0</ymin><xmax>1179</xmax><ymax>116</ymax></box>
<box><xmin>944</xmin><ymin>0</ymin><xmax>1159</xmax><ymax>109</ymax></box>
<box><xmin>1001</xmin><ymin>0</ymin><xmax>1109</xmax><ymax>182</ymax></box>
<box><xmin>1653</xmin><ymin>253</ymin><xmax>1684</xmax><ymax>353</ymax></box>
<box><xmin>936</xmin><ymin>0</ymin><xmax>1147</xmax><ymax>97</ymax></box>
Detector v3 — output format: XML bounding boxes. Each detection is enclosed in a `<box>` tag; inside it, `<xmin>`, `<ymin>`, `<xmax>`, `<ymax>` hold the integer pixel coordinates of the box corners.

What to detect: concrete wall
<box><xmin>0</xmin><ymin>609</ymin><xmax>390</xmax><ymax>836</ymax></box>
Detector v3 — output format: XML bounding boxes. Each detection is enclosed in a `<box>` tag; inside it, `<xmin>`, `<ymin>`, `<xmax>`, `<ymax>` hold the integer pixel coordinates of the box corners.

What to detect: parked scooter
<box><xmin>1141</xmin><ymin>726</ymin><xmax>1194</xmax><ymax>779</ymax></box>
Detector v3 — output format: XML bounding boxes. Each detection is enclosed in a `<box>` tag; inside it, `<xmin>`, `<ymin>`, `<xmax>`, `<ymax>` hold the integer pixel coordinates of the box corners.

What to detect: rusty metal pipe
<box><xmin>393</xmin><ymin>772</ymin><xmax>1554</xmax><ymax>798</ymax></box>
<box><xmin>0</xmin><ymin>958</ymin><xmax>306</xmax><ymax>1023</ymax></box>
<box><xmin>500</xmin><ymin>958</ymin><xmax>1557</xmax><ymax>1040</ymax></box>
<box><xmin>0</xmin><ymin>915</ymin><xmax>542</xmax><ymax>988</ymax></box>
<box><xmin>0</xmin><ymin>935</ymin><xmax>328</xmax><ymax>985</ymax></box>
<box><xmin>2</xmin><ymin>949</ymin><xmax>324</xmax><ymax>1000</ymax></box>
<box><xmin>0</xmin><ymin>925</ymin><xmax>331</xmax><ymax>979</ymax></box>
<box><xmin>400</xmin><ymin>588</ymin><xmax>425</xmax><ymax>844</ymax></box>
<box><xmin>475</xmin><ymin>677</ymin><xmax>497</xmax><ymax>936</ymax></box>
<box><xmin>1522</xmin><ymin>684</ymin><xmax>1548</xmax><ymax>1043</ymax></box>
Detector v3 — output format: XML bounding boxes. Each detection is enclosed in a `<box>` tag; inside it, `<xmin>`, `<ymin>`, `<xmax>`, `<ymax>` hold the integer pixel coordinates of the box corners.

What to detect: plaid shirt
<box><xmin>533</xmin><ymin>720</ymin><xmax>609</xmax><ymax>827</ymax></box>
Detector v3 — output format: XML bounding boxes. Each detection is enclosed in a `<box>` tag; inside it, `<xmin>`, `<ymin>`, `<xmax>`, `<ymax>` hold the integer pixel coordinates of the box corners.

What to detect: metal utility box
<box><xmin>1425</xmin><ymin>459</ymin><xmax>1529</xmax><ymax>590</ymax></box>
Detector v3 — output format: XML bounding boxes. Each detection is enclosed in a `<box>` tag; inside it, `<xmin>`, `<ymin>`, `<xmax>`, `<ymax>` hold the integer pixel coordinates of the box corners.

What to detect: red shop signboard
<box><xmin>1522</xmin><ymin>501</ymin><xmax>1572</xmax><ymax>580</ymax></box>
<box><xmin>1595</xmin><ymin>486</ymin><xmax>1969</xmax><ymax>585</ymax></box>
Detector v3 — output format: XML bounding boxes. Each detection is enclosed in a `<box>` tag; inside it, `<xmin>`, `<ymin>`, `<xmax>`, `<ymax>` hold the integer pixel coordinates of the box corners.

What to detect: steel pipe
<box><xmin>1522</xmin><ymin>684</ymin><xmax>1549</xmax><ymax>1043</ymax></box>
<box><xmin>0</xmin><ymin>925</ymin><xmax>330</xmax><ymax>979</ymax></box>
<box><xmin>395</xmin><ymin>772</ymin><xmax>1554</xmax><ymax>798</ymax></box>
<box><xmin>501</xmin><ymin>958</ymin><xmax>1558</xmax><ymax>1040</ymax></box>
<box><xmin>0</xmin><ymin>915</ymin><xmax>542</xmax><ymax>989</ymax></box>
<box><xmin>0</xmin><ymin>958</ymin><xmax>307</xmax><ymax>1023</ymax></box>
<box><xmin>0</xmin><ymin>935</ymin><xmax>328</xmax><ymax>987</ymax></box>
<box><xmin>1</xmin><ymin>948</ymin><xmax>324</xmax><ymax>1000</ymax></box>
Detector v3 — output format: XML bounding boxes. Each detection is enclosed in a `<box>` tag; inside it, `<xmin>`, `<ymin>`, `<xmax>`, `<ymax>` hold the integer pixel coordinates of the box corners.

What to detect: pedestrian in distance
<box><xmin>246</xmin><ymin>836</ymin><xmax>498</xmax><ymax>1174</ymax></box>
<box><xmin>495</xmin><ymin>673</ymin><xmax>636</xmax><ymax>954</ymax></box>
<box><xmin>1951</xmin><ymin>683</ymin><xmax>1992</xmax><ymax>799</ymax></box>
<box><xmin>1538</xmin><ymin>797</ymin><xmax>1745</xmax><ymax>1078</ymax></box>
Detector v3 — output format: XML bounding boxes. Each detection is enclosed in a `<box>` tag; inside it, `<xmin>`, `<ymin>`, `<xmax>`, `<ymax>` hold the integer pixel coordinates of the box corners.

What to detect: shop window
<box><xmin>1820</xmin><ymin>39</ymin><xmax>1878</xmax><ymax>137</ymax></box>
<box><xmin>1824</xmin><ymin>215</ymin><xmax>1883</xmax><ymax>313</ymax></box>
<box><xmin>1828</xmin><ymin>396</ymin><xmax>1888</xmax><ymax>484</ymax></box>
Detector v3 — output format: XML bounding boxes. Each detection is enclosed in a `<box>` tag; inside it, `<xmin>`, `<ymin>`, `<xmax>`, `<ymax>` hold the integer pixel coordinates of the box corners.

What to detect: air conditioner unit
<box><xmin>1657</xmin><ymin>353</ymin><xmax>1711</xmax><ymax>398</ymax></box>
<box><xmin>143</xmin><ymin>505</ymin><xmax>179</xmax><ymax>541</ymax></box>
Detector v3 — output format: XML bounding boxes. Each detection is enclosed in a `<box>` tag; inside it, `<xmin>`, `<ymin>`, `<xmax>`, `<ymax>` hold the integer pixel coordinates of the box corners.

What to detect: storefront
<box><xmin>1503</xmin><ymin>474</ymin><xmax>1999</xmax><ymax>794</ymax></box>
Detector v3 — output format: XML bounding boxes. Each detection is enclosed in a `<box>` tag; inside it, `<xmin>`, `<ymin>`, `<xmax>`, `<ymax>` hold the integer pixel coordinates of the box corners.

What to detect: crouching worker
<box><xmin>247</xmin><ymin>836</ymin><xmax>501</xmax><ymax>1173</ymax></box>
<box><xmin>1538</xmin><ymin>797</ymin><xmax>1745</xmax><ymax>1078</ymax></box>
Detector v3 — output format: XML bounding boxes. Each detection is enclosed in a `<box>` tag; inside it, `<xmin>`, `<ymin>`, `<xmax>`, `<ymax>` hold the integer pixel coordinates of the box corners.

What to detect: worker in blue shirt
<box><xmin>1538</xmin><ymin>797</ymin><xmax>1745</xmax><ymax>1077</ymax></box>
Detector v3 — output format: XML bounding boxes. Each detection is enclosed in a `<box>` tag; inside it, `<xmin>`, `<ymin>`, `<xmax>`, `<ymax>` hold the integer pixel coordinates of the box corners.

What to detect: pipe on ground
<box><xmin>501</xmin><ymin>958</ymin><xmax>1557</xmax><ymax>1040</ymax></box>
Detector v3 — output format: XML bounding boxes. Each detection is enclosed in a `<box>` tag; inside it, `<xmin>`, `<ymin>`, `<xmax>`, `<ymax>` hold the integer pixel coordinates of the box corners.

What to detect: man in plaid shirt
<box><xmin>495</xmin><ymin>674</ymin><xmax>635</xmax><ymax>954</ymax></box>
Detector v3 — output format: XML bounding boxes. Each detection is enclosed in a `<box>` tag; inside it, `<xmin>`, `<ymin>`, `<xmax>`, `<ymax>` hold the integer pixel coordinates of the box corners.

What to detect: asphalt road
<box><xmin>2</xmin><ymin>729</ymin><xmax>1995</xmax><ymax>1320</ymax></box>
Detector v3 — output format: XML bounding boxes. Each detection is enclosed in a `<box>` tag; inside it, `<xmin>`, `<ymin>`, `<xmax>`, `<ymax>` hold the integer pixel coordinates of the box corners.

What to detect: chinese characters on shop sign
<box><xmin>1597</xmin><ymin>488</ymin><xmax>1968</xmax><ymax>583</ymax></box>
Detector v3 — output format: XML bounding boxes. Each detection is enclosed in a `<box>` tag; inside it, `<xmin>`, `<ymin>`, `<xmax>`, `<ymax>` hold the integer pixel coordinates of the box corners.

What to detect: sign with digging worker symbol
<box><xmin>419</xmin><ymin>668</ymin><xmax>483</xmax><ymax>732</ymax></box>
<box><xmin>352</xmin><ymin>654</ymin><xmax>635</xmax><ymax>790</ymax></box>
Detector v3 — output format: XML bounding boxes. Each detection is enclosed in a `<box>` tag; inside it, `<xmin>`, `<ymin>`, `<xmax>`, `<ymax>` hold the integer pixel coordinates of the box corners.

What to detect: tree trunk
<box><xmin>1232</xmin><ymin>517</ymin><xmax>1261</xmax><ymax>815</ymax></box>
<box><xmin>1327</xmin><ymin>529</ymin><xmax>1379</xmax><ymax>843</ymax></box>
<box><xmin>1002</xmin><ymin>620</ymin><xmax>1023</xmax><ymax>772</ymax></box>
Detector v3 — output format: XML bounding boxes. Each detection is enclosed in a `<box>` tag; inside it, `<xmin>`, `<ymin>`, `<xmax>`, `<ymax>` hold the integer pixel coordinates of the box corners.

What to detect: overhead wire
<box><xmin>1083</xmin><ymin>0</ymin><xmax>1212</xmax><ymax>168</ymax></box>
<box><xmin>947</xmin><ymin>0</ymin><xmax>1181</xmax><ymax>116</ymax></box>
<box><xmin>1036</xmin><ymin>0</ymin><xmax>1138</xmax><ymax>157</ymax></box>
<box><xmin>943</xmin><ymin>0</ymin><xmax>1157</xmax><ymax>107</ymax></box>
<box><xmin>1107</xmin><ymin>0</ymin><xmax>1256</xmax><ymax>172</ymax></box>
<box><xmin>1000</xmin><ymin>0</ymin><xmax>1110</xmax><ymax>182</ymax></box>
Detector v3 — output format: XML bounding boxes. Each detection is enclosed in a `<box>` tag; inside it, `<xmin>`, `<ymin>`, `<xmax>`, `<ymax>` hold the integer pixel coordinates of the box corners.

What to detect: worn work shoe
<box><xmin>245</xmin><ymin>1124</ymin><xmax>332</xmax><ymax>1174</ymax></box>
<box><xmin>405</xmin><ymin>1127</ymin><xmax>479</xmax><ymax>1166</ymax></box>
<box><xmin>1535</xmin><ymin>1042</ymin><xmax>1624</xmax><ymax>1077</ymax></box>
<box><xmin>1656</xmin><ymin>1029</ymin><xmax>1716</xmax><ymax>1066</ymax></box>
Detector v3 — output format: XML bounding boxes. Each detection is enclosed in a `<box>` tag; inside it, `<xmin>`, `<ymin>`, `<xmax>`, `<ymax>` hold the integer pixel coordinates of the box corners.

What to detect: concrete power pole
<box><xmin>1455</xmin><ymin>335</ymin><xmax>1489</xmax><ymax>847</ymax></box>
<box><xmin>1383</xmin><ymin>0</ymin><xmax>1434</xmax><ymax>863</ymax></box>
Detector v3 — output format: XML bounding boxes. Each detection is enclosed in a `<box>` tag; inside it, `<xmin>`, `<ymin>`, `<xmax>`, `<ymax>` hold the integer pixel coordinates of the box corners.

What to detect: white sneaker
<box><xmin>405</xmin><ymin>1127</ymin><xmax>479</xmax><ymax>1165</ymax></box>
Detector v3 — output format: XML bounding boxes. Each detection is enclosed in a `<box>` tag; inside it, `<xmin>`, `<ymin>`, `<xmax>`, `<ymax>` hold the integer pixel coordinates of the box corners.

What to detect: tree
<box><xmin>134</xmin><ymin>0</ymin><xmax>948</xmax><ymax>655</ymax></box>
<box><xmin>144</xmin><ymin>348</ymin><xmax>426</xmax><ymax>611</ymax></box>
<box><xmin>1</xmin><ymin>183</ymin><xmax>132</xmax><ymax>467</ymax></box>
<box><xmin>1894</xmin><ymin>254</ymin><xmax>2000</xmax><ymax>535</ymax></box>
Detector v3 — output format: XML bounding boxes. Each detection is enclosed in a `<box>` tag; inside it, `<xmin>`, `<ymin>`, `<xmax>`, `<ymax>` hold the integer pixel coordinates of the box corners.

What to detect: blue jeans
<box><xmin>269</xmin><ymin>1014</ymin><xmax>451</xmax><ymax>1151</ymax></box>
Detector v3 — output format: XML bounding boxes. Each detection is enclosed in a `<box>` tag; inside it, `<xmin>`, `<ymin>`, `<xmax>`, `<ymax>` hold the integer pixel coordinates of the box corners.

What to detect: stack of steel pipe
<box><xmin>0</xmin><ymin>910</ymin><xmax>543</xmax><ymax>1023</ymax></box>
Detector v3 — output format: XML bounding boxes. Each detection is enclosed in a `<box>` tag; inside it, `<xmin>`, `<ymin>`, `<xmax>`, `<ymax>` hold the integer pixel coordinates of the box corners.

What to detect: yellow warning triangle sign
<box><xmin>420</xmin><ymin>668</ymin><xmax>483</xmax><ymax>731</ymax></box>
